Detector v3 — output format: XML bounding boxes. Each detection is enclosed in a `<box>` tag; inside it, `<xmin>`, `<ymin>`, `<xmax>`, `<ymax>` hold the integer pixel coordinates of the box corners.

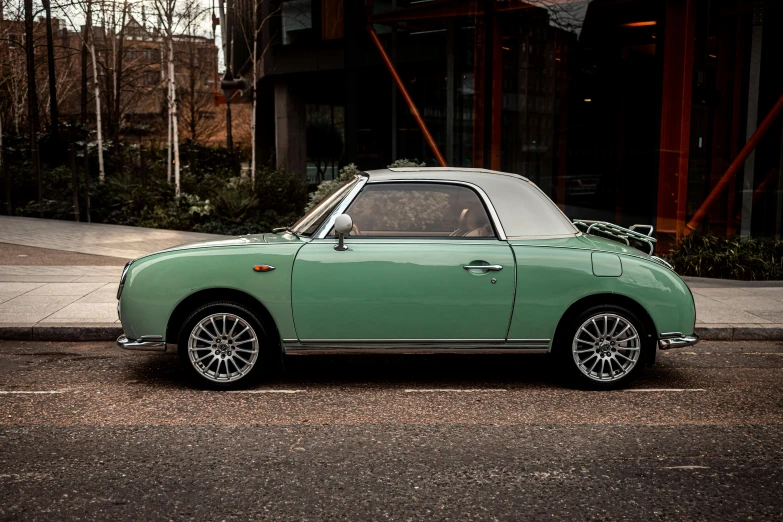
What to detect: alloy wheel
<box><xmin>187</xmin><ymin>313</ymin><xmax>260</xmax><ymax>383</ymax></box>
<box><xmin>572</xmin><ymin>313</ymin><xmax>640</xmax><ymax>382</ymax></box>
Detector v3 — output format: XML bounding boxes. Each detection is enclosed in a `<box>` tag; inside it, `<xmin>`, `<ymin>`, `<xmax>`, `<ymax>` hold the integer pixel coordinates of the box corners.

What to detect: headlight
<box><xmin>117</xmin><ymin>261</ymin><xmax>132</xmax><ymax>300</ymax></box>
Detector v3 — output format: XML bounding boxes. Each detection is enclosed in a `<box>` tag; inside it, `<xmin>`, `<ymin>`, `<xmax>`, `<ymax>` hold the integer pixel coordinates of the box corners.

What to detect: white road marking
<box><xmin>225</xmin><ymin>389</ymin><xmax>306</xmax><ymax>394</ymax></box>
<box><xmin>404</xmin><ymin>389</ymin><xmax>507</xmax><ymax>393</ymax></box>
<box><xmin>0</xmin><ymin>390</ymin><xmax>67</xmax><ymax>394</ymax></box>
<box><xmin>626</xmin><ymin>388</ymin><xmax>706</xmax><ymax>392</ymax></box>
<box><xmin>662</xmin><ymin>465</ymin><xmax>710</xmax><ymax>470</ymax></box>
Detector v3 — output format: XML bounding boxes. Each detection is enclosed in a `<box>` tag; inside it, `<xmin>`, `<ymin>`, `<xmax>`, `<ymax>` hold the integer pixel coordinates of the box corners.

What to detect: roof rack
<box><xmin>573</xmin><ymin>220</ymin><xmax>656</xmax><ymax>255</ymax></box>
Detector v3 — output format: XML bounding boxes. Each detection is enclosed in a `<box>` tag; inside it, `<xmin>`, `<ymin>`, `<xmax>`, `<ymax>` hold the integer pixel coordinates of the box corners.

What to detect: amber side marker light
<box><xmin>620</xmin><ymin>21</ymin><xmax>657</xmax><ymax>27</ymax></box>
<box><xmin>253</xmin><ymin>265</ymin><xmax>276</xmax><ymax>272</ymax></box>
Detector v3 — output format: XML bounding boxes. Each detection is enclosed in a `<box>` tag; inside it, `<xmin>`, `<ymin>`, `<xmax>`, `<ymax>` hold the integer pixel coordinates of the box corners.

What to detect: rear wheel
<box><xmin>557</xmin><ymin>305</ymin><xmax>650</xmax><ymax>389</ymax></box>
<box><xmin>178</xmin><ymin>301</ymin><xmax>267</xmax><ymax>388</ymax></box>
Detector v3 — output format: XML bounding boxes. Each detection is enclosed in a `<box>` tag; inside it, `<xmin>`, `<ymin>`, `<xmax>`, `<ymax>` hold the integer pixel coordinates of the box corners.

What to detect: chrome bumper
<box><xmin>658</xmin><ymin>334</ymin><xmax>700</xmax><ymax>350</ymax></box>
<box><xmin>117</xmin><ymin>334</ymin><xmax>166</xmax><ymax>352</ymax></box>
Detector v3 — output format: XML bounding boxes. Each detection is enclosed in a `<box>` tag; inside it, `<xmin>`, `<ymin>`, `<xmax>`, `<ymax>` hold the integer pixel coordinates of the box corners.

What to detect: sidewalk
<box><xmin>0</xmin><ymin>216</ymin><xmax>222</xmax><ymax>259</ymax></box>
<box><xmin>0</xmin><ymin>216</ymin><xmax>224</xmax><ymax>340</ymax></box>
<box><xmin>1</xmin><ymin>217</ymin><xmax>782</xmax><ymax>342</ymax></box>
<box><xmin>1</xmin><ymin>268</ymin><xmax>783</xmax><ymax>342</ymax></box>
<box><xmin>684</xmin><ymin>276</ymin><xmax>783</xmax><ymax>340</ymax></box>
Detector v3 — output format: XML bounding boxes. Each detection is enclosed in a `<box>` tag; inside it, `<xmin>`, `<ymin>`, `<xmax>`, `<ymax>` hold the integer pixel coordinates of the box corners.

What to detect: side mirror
<box><xmin>334</xmin><ymin>214</ymin><xmax>352</xmax><ymax>251</ymax></box>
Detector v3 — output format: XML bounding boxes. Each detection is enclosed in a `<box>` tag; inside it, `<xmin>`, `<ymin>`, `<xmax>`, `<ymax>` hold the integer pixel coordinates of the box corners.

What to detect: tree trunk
<box><xmin>81</xmin><ymin>13</ymin><xmax>89</xmax><ymax>124</ymax></box>
<box><xmin>168</xmin><ymin>35</ymin><xmax>180</xmax><ymax>197</ymax></box>
<box><xmin>1</xmin><ymin>114</ymin><xmax>9</xmax><ymax>216</ymax></box>
<box><xmin>23</xmin><ymin>0</ymin><xmax>42</xmax><ymax>217</ymax></box>
<box><xmin>89</xmin><ymin>43</ymin><xmax>105</xmax><ymax>182</ymax></box>
<box><xmin>140</xmin><ymin>145</ymin><xmax>147</xmax><ymax>188</ymax></box>
<box><xmin>188</xmin><ymin>40</ymin><xmax>197</xmax><ymax>141</ymax></box>
<box><xmin>69</xmin><ymin>144</ymin><xmax>80</xmax><ymax>221</ymax></box>
<box><xmin>113</xmin><ymin>0</ymin><xmax>128</xmax><ymax>157</ymax></box>
<box><xmin>83</xmin><ymin>139</ymin><xmax>91</xmax><ymax>223</ymax></box>
<box><xmin>251</xmin><ymin>35</ymin><xmax>257</xmax><ymax>185</ymax></box>
<box><xmin>167</xmin><ymin>108</ymin><xmax>172</xmax><ymax>184</ymax></box>
<box><xmin>42</xmin><ymin>0</ymin><xmax>59</xmax><ymax>141</ymax></box>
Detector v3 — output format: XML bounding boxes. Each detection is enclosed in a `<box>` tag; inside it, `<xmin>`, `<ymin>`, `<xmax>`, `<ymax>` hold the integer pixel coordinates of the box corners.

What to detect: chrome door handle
<box><xmin>463</xmin><ymin>265</ymin><xmax>503</xmax><ymax>271</ymax></box>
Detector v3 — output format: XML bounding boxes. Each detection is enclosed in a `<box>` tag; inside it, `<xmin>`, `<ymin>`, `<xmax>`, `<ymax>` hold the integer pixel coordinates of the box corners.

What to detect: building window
<box><xmin>282</xmin><ymin>0</ymin><xmax>312</xmax><ymax>45</ymax></box>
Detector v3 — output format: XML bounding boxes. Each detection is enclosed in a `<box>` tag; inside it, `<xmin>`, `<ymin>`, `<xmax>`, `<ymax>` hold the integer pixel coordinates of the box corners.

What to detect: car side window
<box><xmin>341</xmin><ymin>183</ymin><xmax>496</xmax><ymax>238</ymax></box>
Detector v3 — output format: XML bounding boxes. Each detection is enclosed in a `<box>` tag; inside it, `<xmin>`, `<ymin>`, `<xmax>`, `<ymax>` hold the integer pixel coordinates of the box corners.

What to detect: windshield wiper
<box><xmin>272</xmin><ymin>226</ymin><xmax>299</xmax><ymax>237</ymax></box>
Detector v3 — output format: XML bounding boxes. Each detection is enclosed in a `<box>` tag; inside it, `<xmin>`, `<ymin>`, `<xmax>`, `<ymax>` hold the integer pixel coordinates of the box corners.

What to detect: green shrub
<box><xmin>666</xmin><ymin>234</ymin><xmax>783</xmax><ymax>281</ymax></box>
<box><xmin>388</xmin><ymin>158</ymin><xmax>426</xmax><ymax>168</ymax></box>
<box><xmin>254</xmin><ymin>165</ymin><xmax>308</xmax><ymax>216</ymax></box>
<box><xmin>212</xmin><ymin>178</ymin><xmax>259</xmax><ymax>222</ymax></box>
<box><xmin>305</xmin><ymin>163</ymin><xmax>360</xmax><ymax>212</ymax></box>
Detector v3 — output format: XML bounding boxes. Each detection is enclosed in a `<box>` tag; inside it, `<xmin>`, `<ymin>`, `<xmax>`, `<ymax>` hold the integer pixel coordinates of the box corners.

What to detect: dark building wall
<box><xmin>246</xmin><ymin>0</ymin><xmax>783</xmax><ymax>239</ymax></box>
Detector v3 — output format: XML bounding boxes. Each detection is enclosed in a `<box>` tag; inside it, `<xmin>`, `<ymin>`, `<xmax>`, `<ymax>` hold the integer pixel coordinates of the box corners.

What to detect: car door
<box><xmin>291</xmin><ymin>181</ymin><xmax>516</xmax><ymax>344</ymax></box>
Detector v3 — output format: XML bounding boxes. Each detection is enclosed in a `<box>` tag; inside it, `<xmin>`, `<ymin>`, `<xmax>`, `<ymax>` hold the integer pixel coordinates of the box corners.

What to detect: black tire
<box><xmin>177</xmin><ymin>301</ymin><xmax>269</xmax><ymax>389</ymax></box>
<box><xmin>555</xmin><ymin>304</ymin><xmax>652</xmax><ymax>390</ymax></box>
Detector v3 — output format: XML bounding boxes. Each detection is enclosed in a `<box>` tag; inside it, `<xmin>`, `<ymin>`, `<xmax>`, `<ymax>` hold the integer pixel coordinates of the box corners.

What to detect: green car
<box><xmin>117</xmin><ymin>168</ymin><xmax>698</xmax><ymax>389</ymax></box>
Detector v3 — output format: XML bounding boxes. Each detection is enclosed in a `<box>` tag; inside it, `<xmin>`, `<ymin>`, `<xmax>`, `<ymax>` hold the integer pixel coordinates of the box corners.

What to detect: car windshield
<box><xmin>290</xmin><ymin>177</ymin><xmax>360</xmax><ymax>236</ymax></box>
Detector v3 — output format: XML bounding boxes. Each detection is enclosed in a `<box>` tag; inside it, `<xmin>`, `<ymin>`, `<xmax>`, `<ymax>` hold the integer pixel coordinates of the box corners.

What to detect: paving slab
<box><xmin>0</xmin><ymin>264</ymin><xmax>783</xmax><ymax>341</ymax></box>
<box><xmin>0</xmin><ymin>216</ymin><xmax>224</xmax><ymax>259</ymax></box>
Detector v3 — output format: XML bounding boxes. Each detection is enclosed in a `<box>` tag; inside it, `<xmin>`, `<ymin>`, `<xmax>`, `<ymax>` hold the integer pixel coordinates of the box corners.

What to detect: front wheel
<box><xmin>557</xmin><ymin>305</ymin><xmax>651</xmax><ymax>389</ymax></box>
<box><xmin>178</xmin><ymin>301</ymin><xmax>267</xmax><ymax>388</ymax></box>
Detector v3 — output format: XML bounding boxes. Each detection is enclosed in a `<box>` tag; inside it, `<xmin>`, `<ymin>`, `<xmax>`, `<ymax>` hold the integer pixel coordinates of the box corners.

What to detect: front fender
<box><xmin>507</xmin><ymin>241</ymin><xmax>696</xmax><ymax>347</ymax></box>
<box><xmin>119</xmin><ymin>244</ymin><xmax>303</xmax><ymax>342</ymax></box>
<box><xmin>617</xmin><ymin>255</ymin><xmax>696</xmax><ymax>337</ymax></box>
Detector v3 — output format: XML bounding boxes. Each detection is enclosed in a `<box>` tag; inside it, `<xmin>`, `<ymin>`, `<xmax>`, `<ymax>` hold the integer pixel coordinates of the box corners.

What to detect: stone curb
<box><xmin>0</xmin><ymin>324</ymin><xmax>123</xmax><ymax>342</ymax></box>
<box><xmin>695</xmin><ymin>324</ymin><xmax>783</xmax><ymax>341</ymax></box>
<box><xmin>1</xmin><ymin>324</ymin><xmax>783</xmax><ymax>343</ymax></box>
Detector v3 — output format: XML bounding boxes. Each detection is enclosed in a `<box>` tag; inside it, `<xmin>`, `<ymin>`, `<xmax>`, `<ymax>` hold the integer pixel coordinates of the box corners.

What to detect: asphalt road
<box><xmin>0</xmin><ymin>340</ymin><xmax>781</xmax><ymax>521</ymax></box>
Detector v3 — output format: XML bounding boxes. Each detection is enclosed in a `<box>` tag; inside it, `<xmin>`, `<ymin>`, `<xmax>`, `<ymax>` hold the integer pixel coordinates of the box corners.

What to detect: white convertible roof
<box><xmin>362</xmin><ymin>168</ymin><xmax>578</xmax><ymax>239</ymax></box>
<box><xmin>365</xmin><ymin>167</ymin><xmax>531</xmax><ymax>183</ymax></box>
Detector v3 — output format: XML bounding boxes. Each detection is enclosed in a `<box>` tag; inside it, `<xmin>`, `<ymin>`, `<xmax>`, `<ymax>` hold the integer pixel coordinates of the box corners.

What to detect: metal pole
<box><xmin>445</xmin><ymin>18</ymin><xmax>455</xmax><ymax>166</ymax></box>
<box><xmin>366</xmin><ymin>24</ymin><xmax>447</xmax><ymax>167</ymax></box>
<box><xmin>740</xmin><ymin>1</ymin><xmax>764</xmax><ymax>239</ymax></box>
<box><xmin>685</xmin><ymin>93</ymin><xmax>783</xmax><ymax>234</ymax></box>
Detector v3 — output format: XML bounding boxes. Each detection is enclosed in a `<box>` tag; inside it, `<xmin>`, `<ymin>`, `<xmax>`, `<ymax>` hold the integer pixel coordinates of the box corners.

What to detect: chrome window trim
<box><xmin>314</xmin><ymin>175</ymin><xmax>370</xmax><ymax>239</ymax></box>
<box><xmin>116</xmin><ymin>260</ymin><xmax>133</xmax><ymax>300</ymax></box>
<box><xmin>317</xmin><ymin>178</ymin><xmax>508</xmax><ymax>241</ymax></box>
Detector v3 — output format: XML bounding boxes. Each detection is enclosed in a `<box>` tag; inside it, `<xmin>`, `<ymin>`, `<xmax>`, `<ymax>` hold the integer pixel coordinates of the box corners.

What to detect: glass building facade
<box><xmin>242</xmin><ymin>0</ymin><xmax>783</xmax><ymax>245</ymax></box>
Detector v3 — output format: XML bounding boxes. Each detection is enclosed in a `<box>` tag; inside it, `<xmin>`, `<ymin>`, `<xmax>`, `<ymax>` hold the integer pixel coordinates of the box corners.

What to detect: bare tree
<box><xmin>41</xmin><ymin>0</ymin><xmax>59</xmax><ymax>139</ymax></box>
<box><xmin>178</xmin><ymin>0</ymin><xmax>221</xmax><ymax>144</ymax></box>
<box><xmin>23</xmin><ymin>0</ymin><xmax>43</xmax><ymax>214</ymax></box>
<box><xmin>0</xmin><ymin>1</ymin><xmax>27</xmax><ymax>134</ymax></box>
<box><xmin>237</xmin><ymin>0</ymin><xmax>279</xmax><ymax>184</ymax></box>
<box><xmin>98</xmin><ymin>0</ymin><xmax>129</xmax><ymax>156</ymax></box>
<box><xmin>526</xmin><ymin>0</ymin><xmax>588</xmax><ymax>34</ymax></box>
<box><xmin>56</xmin><ymin>0</ymin><xmax>106</xmax><ymax>181</ymax></box>
<box><xmin>154</xmin><ymin>0</ymin><xmax>180</xmax><ymax>196</ymax></box>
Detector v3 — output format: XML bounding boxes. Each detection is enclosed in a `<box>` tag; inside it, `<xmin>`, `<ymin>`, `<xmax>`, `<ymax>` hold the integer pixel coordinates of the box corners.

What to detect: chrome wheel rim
<box><xmin>572</xmin><ymin>313</ymin><xmax>640</xmax><ymax>382</ymax></box>
<box><xmin>188</xmin><ymin>313</ymin><xmax>259</xmax><ymax>383</ymax></box>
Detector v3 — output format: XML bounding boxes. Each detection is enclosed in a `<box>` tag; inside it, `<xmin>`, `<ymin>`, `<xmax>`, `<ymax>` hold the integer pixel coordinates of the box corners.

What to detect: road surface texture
<box><xmin>1</xmin><ymin>339</ymin><xmax>781</xmax><ymax>520</ymax></box>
